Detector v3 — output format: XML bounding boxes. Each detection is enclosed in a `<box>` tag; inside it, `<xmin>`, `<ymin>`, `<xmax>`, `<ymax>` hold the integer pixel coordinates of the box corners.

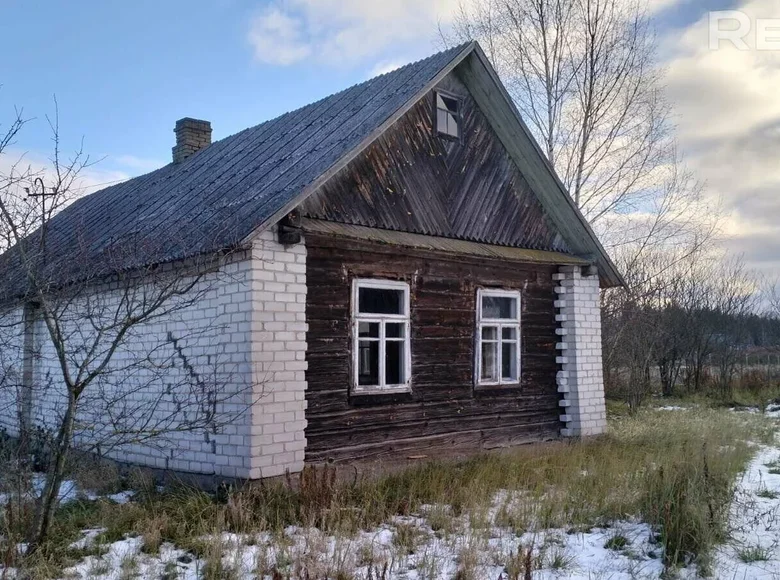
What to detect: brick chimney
<box><xmin>172</xmin><ymin>118</ymin><xmax>212</xmax><ymax>163</ymax></box>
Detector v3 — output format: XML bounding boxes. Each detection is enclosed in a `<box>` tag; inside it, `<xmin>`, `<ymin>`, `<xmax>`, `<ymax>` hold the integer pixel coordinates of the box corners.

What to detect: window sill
<box><xmin>352</xmin><ymin>386</ymin><xmax>411</xmax><ymax>396</ymax></box>
<box><xmin>474</xmin><ymin>382</ymin><xmax>522</xmax><ymax>392</ymax></box>
<box><xmin>436</xmin><ymin>132</ymin><xmax>461</xmax><ymax>143</ymax></box>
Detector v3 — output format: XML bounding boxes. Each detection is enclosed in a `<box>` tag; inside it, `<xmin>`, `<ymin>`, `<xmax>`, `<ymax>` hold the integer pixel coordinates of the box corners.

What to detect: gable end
<box><xmin>301</xmin><ymin>71</ymin><xmax>569</xmax><ymax>254</ymax></box>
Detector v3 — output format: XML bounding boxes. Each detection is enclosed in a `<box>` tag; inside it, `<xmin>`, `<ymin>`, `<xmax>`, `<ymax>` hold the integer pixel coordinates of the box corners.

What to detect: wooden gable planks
<box><xmin>302</xmin><ymin>70</ymin><xmax>569</xmax><ymax>254</ymax></box>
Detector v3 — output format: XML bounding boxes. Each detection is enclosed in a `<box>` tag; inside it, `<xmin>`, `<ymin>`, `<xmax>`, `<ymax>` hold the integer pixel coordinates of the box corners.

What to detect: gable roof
<box><xmin>2</xmin><ymin>41</ymin><xmax>623</xmax><ymax>296</ymax></box>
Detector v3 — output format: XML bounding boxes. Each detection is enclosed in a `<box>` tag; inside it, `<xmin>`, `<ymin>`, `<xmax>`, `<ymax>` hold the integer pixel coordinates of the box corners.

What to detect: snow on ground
<box><xmin>0</xmin><ymin>476</ymin><xmax>76</xmax><ymax>506</ymax></box>
<box><xmin>66</xmin><ymin>536</ymin><xmax>200</xmax><ymax>580</ymax></box>
<box><xmin>57</xmin><ymin>508</ymin><xmax>665</xmax><ymax>579</ymax></box>
<box><xmin>710</xmin><ymin>446</ymin><xmax>780</xmax><ymax>579</ymax></box>
<box><xmin>5</xmin><ymin>405</ymin><xmax>780</xmax><ymax>578</ymax></box>
<box><xmin>0</xmin><ymin>474</ymin><xmax>135</xmax><ymax>507</ymax></box>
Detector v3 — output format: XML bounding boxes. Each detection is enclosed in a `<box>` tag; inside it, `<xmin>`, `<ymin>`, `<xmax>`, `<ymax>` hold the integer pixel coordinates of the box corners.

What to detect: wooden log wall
<box><xmin>305</xmin><ymin>234</ymin><xmax>562</xmax><ymax>463</ymax></box>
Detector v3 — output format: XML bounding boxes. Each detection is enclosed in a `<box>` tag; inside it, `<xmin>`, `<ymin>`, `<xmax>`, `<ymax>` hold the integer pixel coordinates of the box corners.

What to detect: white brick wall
<box><xmin>247</xmin><ymin>229</ymin><xmax>307</xmax><ymax>479</ymax></box>
<box><xmin>553</xmin><ymin>266</ymin><xmax>607</xmax><ymax>436</ymax></box>
<box><xmin>0</xmin><ymin>226</ymin><xmax>308</xmax><ymax>479</ymax></box>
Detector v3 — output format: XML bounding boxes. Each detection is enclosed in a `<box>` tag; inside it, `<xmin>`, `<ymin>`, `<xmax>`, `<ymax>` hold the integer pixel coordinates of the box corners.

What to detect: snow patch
<box><xmin>710</xmin><ymin>446</ymin><xmax>780</xmax><ymax>579</ymax></box>
<box><xmin>65</xmin><ymin>538</ymin><xmax>199</xmax><ymax>580</ymax></box>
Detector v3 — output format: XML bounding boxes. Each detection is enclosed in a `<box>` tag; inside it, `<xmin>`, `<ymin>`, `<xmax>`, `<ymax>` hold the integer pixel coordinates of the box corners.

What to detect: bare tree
<box><xmin>678</xmin><ymin>254</ymin><xmax>757</xmax><ymax>397</ymax></box>
<box><xmin>0</xmin><ymin>105</ymin><xmax>256</xmax><ymax>551</ymax></box>
<box><xmin>442</xmin><ymin>0</ymin><xmax>741</xmax><ymax>412</ymax></box>
<box><xmin>445</xmin><ymin>0</ymin><xmax>668</xmax><ymax>223</ymax></box>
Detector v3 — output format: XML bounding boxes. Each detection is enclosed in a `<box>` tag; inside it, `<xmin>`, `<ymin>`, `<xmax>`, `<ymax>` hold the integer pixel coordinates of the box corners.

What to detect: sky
<box><xmin>1</xmin><ymin>0</ymin><xmax>779</xmax><ymax>278</ymax></box>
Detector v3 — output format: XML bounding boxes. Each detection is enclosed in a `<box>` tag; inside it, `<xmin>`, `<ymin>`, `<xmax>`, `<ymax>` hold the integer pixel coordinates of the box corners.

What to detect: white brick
<box><xmin>0</xmin><ymin>227</ymin><xmax>308</xmax><ymax>480</ymax></box>
<box><xmin>556</xmin><ymin>266</ymin><xmax>607</xmax><ymax>438</ymax></box>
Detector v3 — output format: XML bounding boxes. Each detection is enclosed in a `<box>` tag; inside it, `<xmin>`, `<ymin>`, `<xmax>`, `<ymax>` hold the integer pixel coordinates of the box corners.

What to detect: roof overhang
<box><xmin>302</xmin><ymin>219</ymin><xmax>589</xmax><ymax>267</ymax></box>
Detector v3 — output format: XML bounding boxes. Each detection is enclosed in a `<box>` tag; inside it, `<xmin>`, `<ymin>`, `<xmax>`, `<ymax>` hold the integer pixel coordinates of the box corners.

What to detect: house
<box><xmin>0</xmin><ymin>42</ymin><xmax>621</xmax><ymax>479</ymax></box>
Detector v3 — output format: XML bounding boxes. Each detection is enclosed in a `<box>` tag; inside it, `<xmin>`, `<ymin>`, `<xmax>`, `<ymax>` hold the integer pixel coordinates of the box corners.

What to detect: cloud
<box><xmin>0</xmin><ymin>148</ymin><xmax>130</xmax><ymax>199</ymax></box>
<box><xmin>659</xmin><ymin>0</ymin><xmax>780</xmax><ymax>277</ymax></box>
<box><xmin>369</xmin><ymin>60</ymin><xmax>405</xmax><ymax>77</ymax></box>
<box><xmin>247</xmin><ymin>0</ymin><xmax>461</xmax><ymax>66</ymax></box>
<box><xmin>248</xmin><ymin>6</ymin><xmax>312</xmax><ymax>65</ymax></box>
<box><xmin>245</xmin><ymin>0</ymin><xmax>680</xmax><ymax>68</ymax></box>
<box><xmin>113</xmin><ymin>155</ymin><xmax>165</xmax><ymax>173</ymax></box>
<box><xmin>647</xmin><ymin>0</ymin><xmax>685</xmax><ymax>14</ymax></box>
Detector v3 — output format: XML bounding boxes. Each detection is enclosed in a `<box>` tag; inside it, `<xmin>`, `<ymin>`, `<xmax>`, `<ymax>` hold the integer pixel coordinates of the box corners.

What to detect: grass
<box><xmin>641</xmin><ymin>378</ymin><xmax>780</xmax><ymax>412</ymax></box>
<box><xmin>603</xmin><ymin>533</ymin><xmax>630</xmax><ymax>551</ymax></box>
<box><xmin>764</xmin><ymin>457</ymin><xmax>780</xmax><ymax>475</ymax></box>
<box><xmin>756</xmin><ymin>488</ymin><xmax>780</xmax><ymax>499</ymax></box>
<box><xmin>737</xmin><ymin>544</ymin><xmax>772</xmax><ymax>563</ymax></box>
<box><xmin>543</xmin><ymin>543</ymin><xmax>575</xmax><ymax>570</ymax></box>
<box><xmin>392</xmin><ymin>522</ymin><xmax>425</xmax><ymax>555</ymax></box>
<box><xmin>0</xmin><ymin>406</ymin><xmax>774</xmax><ymax>577</ymax></box>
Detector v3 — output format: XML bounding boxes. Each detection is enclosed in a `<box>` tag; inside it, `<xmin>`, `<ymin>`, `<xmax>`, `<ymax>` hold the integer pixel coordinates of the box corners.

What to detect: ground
<box><xmin>1</xmin><ymin>402</ymin><xmax>779</xmax><ymax>579</ymax></box>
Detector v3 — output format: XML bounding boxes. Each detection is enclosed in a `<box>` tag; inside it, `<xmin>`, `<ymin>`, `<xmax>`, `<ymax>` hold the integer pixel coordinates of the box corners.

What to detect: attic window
<box><xmin>435</xmin><ymin>92</ymin><xmax>460</xmax><ymax>139</ymax></box>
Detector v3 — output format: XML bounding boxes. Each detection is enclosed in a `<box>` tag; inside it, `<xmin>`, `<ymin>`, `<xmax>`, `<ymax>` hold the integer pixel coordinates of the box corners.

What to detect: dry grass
<box><xmin>0</xmin><ymin>406</ymin><xmax>773</xmax><ymax>577</ymax></box>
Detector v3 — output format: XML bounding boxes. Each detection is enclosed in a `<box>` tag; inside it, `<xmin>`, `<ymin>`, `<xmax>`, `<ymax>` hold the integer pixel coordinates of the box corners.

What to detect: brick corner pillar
<box><xmin>247</xmin><ymin>227</ymin><xmax>308</xmax><ymax>479</ymax></box>
<box><xmin>553</xmin><ymin>265</ymin><xmax>607</xmax><ymax>437</ymax></box>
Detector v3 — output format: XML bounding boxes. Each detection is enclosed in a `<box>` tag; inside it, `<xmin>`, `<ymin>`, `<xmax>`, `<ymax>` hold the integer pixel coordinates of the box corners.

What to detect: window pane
<box><xmin>502</xmin><ymin>327</ymin><xmax>517</xmax><ymax>340</ymax></box>
<box><xmin>437</xmin><ymin>109</ymin><xmax>449</xmax><ymax>134</ymax></box>
<box><xmin>358</xmin><ymin>340</ymin><xmax>379</xmax><ymax>386</ymax></box>
<box><xmin>359</xmin><ymin>287</ymin><xmax>403</xmax><ymax>315</ymax></box>
<box><xmin>446</xmin><ymin>113</ymin><xmax>459</xmax><ymax>137</ymax></box>
<box><xmin>481</xmin><ymin>341</ymin><xmax>498</xmax><ymax>382</ymax></box>
<box><xmin>502</xmin><ymin>342</ymin><xmax>518</xmax><ymax>381</ymax></box>
<box><xmin>481</xmin><ymin>326</ymin><xmax>498</xmax><ymax>340</ymax></box>
<box><xmin>386</xmin><ymin>341</ymin><xmax>406</xmax><ymax>385</ymax></box>
<box><xmin>358</xmin><ymin>321</ymin><xmax>379</xmax><ymax>338</ymax></box>
<box><xmin>386</xmin><ymin>322</ymin><xmax>405</xmax><ymax>339</ymax></box>
<box><xmin>481</xmin><ymin>295</ymin><xmax>517</xmax><ymax>319</ymax></box>
<box><xmin>440</xmin><ymin>95</ymin><xmax>458</xmax><ymax>113</ymax></box>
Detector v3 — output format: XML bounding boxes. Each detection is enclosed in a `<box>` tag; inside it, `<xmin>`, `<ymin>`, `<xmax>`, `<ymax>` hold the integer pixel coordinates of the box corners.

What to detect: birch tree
<box><xmin>445</xmin><ymin>0</ymin><xmax>668</xmax><ymax>223</ymax></box>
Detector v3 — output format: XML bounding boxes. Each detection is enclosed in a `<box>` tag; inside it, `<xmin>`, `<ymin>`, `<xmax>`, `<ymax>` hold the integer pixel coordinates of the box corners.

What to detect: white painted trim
<box><xmin>475</xmin><ymin>288</ymin><xmax>522</xmax><ymax>387</ymax></box>
<box><xmin>351</xmin><ymin>278</ymin><xmax>412</xmax><ymax>394</ymax></box>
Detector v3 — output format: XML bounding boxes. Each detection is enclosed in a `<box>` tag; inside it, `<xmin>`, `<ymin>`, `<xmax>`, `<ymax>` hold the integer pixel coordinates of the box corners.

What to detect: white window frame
<box><xmin>476</xmin><ymin>288</ymin><xmax>522</xmax><ymax>387</ymax></box>
<box><xmin>352</xmin><ymin>279</ymin><xmax>412</xmax><ymax>394</ymax></box>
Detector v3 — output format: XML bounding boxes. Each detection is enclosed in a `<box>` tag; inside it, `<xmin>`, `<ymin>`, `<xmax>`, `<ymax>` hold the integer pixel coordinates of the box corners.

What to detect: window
<box><xmin>476</xmin><ymin>289</ymin><xmax>521</xmax><ymax>386</ymax></box>
<box><xmin>435</xmin><ymin>91</ymin><xmax>460</xmax><ymax>139</ymax></box>
<box><xmin>352</xmin><ymin>279</ymin><xmax>411</xmax><ymax>392</ymax></box>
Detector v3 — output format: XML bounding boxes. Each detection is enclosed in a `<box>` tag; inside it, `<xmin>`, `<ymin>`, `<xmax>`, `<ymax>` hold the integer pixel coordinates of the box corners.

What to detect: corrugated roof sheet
<box><xmin>302</xmin><ymin>219</ymin><xmax>588</xmax><ymax>265</ymax></box>
<box><xmin>1</xmin><ymin>40</ymin><xmax>624</xmax><ymax>295</ymax></box>
<box><xmin>1</xmin><ymin>43</ymin><xmax>473</xmax><ymax>296</ymax></box>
